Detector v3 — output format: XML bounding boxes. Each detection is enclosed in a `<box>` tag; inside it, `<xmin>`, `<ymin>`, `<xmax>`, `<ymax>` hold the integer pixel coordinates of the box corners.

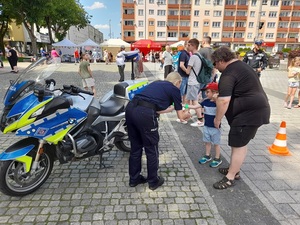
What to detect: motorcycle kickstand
<box><xmin>98</xmin><ymin>150</ymin><xmax>113</xmax><ymax>169</ymax></box>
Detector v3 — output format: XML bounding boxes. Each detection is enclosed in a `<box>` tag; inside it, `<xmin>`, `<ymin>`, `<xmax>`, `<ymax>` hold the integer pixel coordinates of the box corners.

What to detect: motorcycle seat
<box><xmin>99</xmin><ymin>96</ymin><xmax>126</xmax><ymax>116</ymax></box>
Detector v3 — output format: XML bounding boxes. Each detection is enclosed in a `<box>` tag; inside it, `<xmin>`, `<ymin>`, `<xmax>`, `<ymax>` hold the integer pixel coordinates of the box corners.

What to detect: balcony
<box><xmin>180</xmin><ymin>26</ymin><xmax>190</xmax><ymax>31</ymax></box>
<box><xmin>233</xmin><ymin>38</ymin><xmax>244</xmax><ymax>42</ymax></box>
<box><xmin>235</xmin><ymin>16</ymin><xmax>247</xmax><ymax>20</ymax></box>
<box><xmin>180</xmin><ymin>4</ymin><xmax>191</xmax><ymax>9</ymax></box>
<box><xmin>286</xmin><ymin>38</ymin><xmax>298</xmax><ymax>42</ymax></box>
<box><xmin>223</xmin><ymin>16</ymin><xmax>235</xmax><ymax>20</ymax></box>
<box><xmin>293</xmin><ymin>5</ymin><xmax>300</xmax><ymax>10</ymax></box>
<box><xmin>225</xmin><ymin>5</ymin><xmax>236</xmax><ymax>9</ymax></box>
<box><xmin>276</xmin><ymin>38</ymin><xmax>286</xmax><ymax>42</ymax></box>
<box><xmin>167</xmin><ymin>26</ymin><xmax>178</xmax><ymax>31</ymax></box>
<box><xmin>281</xmin><ymin>5</ymin><xmax>292</xmax><ymax>10</ymax></box>
<box><xmin>180</xmin><ymin>15</ymin><xmax>190</xmax><ymax>20</ymax></box>
<box><xmin>291</xmin><ymin>16</ymin><xmax>300</xmax><ymax>21</ymax></box>
<box><xmin>223</xmin><ymin>27</ymin><xmax>234</xmax><ymax>31</ymax></box>
<box><xmin>123</xmin><ymin>25</ymin><xmax>135</xmax><ymax>30</ymax></box>
<box><xmin>236</xmin><ymin>5</ymin><xmax>248</xmax><ymax>10</ymax></box>
<box><xmin>168</xmin><ymin>4</ymin><xmax>179</xmax><ymax>8</ymax></box>
<box><xmin>123</xmin><ymin>14</ymin><xmax>134</xmax><ymax>19</ymax></box>
<box><xmin>277</xmin><ymin>27</ymin><xmax>288</xmax><ymax>32</ymax></box>
<box><xmin>235</xmin><ymin>27</ymin><xmax>246</xmax><ymax>31</ymax></box>
<box><xmin>221</xmin><ymin>37</ymin><xmax>233</xmax><ymax>42</ymax></box>
<box><xmin>122</xmin><ymin>3</ymin><xmax>134</xmax><ymax>8</ymax></box>
<box><xmin>168</xmin><ymin>15</ymin><xmax>179</xmax><ymax>20</ymax></box>
<box><xmin>123</xmin><ymin>36</ymin><xmax>135</xmax><ymax>42</ymax></box>
<box><xmin>289</xmin><ymin>28</ymin><xmax>300</xmax><ymax>32</ymax></box>
<box><xmin>279</xmin><ymin>17</ymin><xmax>290</xmax><ymax>21</ymax></box>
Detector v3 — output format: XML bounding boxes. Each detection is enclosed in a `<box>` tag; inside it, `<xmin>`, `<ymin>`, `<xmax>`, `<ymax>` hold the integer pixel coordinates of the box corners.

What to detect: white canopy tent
<box><xmin>52</xmin><ymin>38</ymin><xmax>77</xmax><ymax>56</ymax></box>
<box><xmin>99</xmin><ymin>39</ymin><xmax>130</xmax><ymax>48</ymax></box>
<box><xmin>170</xmin><ymin>40</ymin><xmax>185</xmax><ymax>48</ymax></box>
<box><xmin>78</xmin><ymin>38</ymin><xmax>100</xmax><ymax>48</ymax></box>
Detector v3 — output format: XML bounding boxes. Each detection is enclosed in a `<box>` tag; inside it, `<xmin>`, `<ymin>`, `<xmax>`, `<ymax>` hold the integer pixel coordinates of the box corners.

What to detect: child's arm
<box><xmin>182</xmin><ymin>103</ymin><xmax>201</xmax><ymax>110</ymax></box>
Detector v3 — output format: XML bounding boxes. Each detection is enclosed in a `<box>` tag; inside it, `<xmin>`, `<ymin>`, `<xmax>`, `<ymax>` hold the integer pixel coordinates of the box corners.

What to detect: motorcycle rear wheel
<box><xmin>0</xmin><ymin>149</ymin><xmax>54</xmax><ymax>197</ymax></box>
<box><xmin>115</xmin><ymin>139</ymin><xmax>131</xmax><ymax>152</ymax></box>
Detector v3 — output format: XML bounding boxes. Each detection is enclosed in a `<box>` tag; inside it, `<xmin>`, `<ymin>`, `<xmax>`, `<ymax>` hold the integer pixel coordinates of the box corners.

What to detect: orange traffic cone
<box><xmin>268</xmin><ymin>121</ymin><xmax>291</xmax><ymax>156</ymax></box>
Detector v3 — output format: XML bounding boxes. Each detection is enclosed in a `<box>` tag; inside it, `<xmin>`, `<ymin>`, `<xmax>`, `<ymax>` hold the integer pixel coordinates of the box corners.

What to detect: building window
<box><xmin>138</xmin><ymin>32</ymin><xmax>144</xmax><ymax>37</ymax></box>
<box><xmin>180</xmin><ymin>21</ymin><xmax>190</xmax><ymax>26</ymax></box>
<box><xmin>124</xmin><ymin>9</ymin><xmax>134</xmax><ymax>15</ymax></box>
<box><xmin>180</xmin><ymin>32</ymin><xmax>189</xmax><ymax>37</ymax></box>
<box><xmin>204</xmin><ymin>21</ymin><xmax>209</xmax><ymax>26</ymax></box>
<box><xmin>168</xmin><ymin>21</ymin><xmax>178</xmax><ymax>26</ymax></box>
<box><xmin>149</xmin><ymin>0</ymin><xmax>154</xmax><ymax>3</ymax></box>
<box><xmin>149</xmin><ymin>32</ymin><xmax>154</xmax><ymax>36</ymax></box>
<box><xmin>158</xmin><ymin>10</ymin><xmax>166</xmax><ymax>16</ymax></box>
<box><xmin>214</xmin><ymin>0</ymin><xmax>222</xmax><ymax>5</ymax></box>
<box><xmin>182</xmin><ymin>0</ymin><xmax>191</xmax><ymax>3</ymax></box>
<box><xmin>234</xmin><ymin>32</ymin><xmax>244</xmax><ymax>38</ymax></box>
<box><xmin>149</xmin><ymin>9</ymin><xmax>154</xmax><ymax>15</ymax></box>
<box><xmin>194</xmin><ymin>21</ymin><xmax>199</xmax><ymax>27</ymax></box>
<box><xmin>168</xmin><ymin>0</ymin><xmax>179</xmax><ymax>3</ymax></box>
<box><xmin>261</xmin><ymin>11</ymin><xmax>266</xmax><ymax>16</ymax></box>
<box><xmin>277</xmin><ymin>33</ymin><xmax>286</xmax><ymax>38</ymax></box>
<box><xmin>138</xmin><ymin>20</ymin><xmax>144</xmax><ymax>27</ymax></box>
<box><xmin>282</xmin><ymin>1</ymin><xmax>291</xmax><ymax>6</ymax></box>
<box><xmin>204</xmin><ymin>10</ymin><xmax>210</xmax><ymax>16</ymax></box>
<box><xmin>269</xmin><ymin>11</ymin><xmax>277</xmax><ymax>17</ymax></box>
<box><xmin>225</xmin><ymin>11</ymin><xmax>235</xmax><ymax>16</ymax></box>
<box><xmin>262</xmin><ymin>0</ymin><xmax>268</xmax><ymax>4</ymax></box>
<box><xmin>157</xmin><ymin>21</ymin><xmax>166</xmax><ymax>27</ymax></box>
<box><xmin>157</xmin><ymin>32</ymin><xmax>166</xmax><ymax>37</ymax></box>
<box><xmin>222</xmin><ymin>32</ymin><xmax>233</xmax><ymax>38</ymax></box>
<box><xmin>265</xmin><ymin>33</ymin><xmax>274</xmax><ymax>38</ymax></box>
<box><xmin>195</xmin><ymin>0</ymin><xmax>200</xmax><ymax>5</ymax></box>
<box><xmin>292</xmin><ymin>12</ymin><xmax>300</xmax><ymax>17</ymax></box>
<box><xmin>211</xmin><ymin>32</ymin><xmax>220</xmax><ymax>38</ymax></box>
<box><xmin>267</xmin><ymin>22</ymin><xmax>276</xmax><ymax>28</ymax></box>
<box><xmin>194</xmin><ymin>10</ymin><xmax>200</xmax><ymax>16</ymax></box>
<box><xmin>181</xmin><ymin>10</ymin><xmax>191</xmax><ymax>16</ymax></box>
<box><xmin>203</xmin><ymin>32</ymin><xmax>208</xmax><ymax>37</ymax></box>
<box><xmin>169</xmin><ymin>10</ymin><xmax>179</xmax><ymax>15</ymax></box>
<box><xmin>212</xmin><ymin>22</ymin><xmax>221</xmax><ymax>27</ymax></box>
<box><xmin>124</xmin><ymin>21</ymin><xmax>134</xmax><ymax>25</ymax></box>
<box><xmin>149</xmin><ymin>21</ymin><xmax>154</xmax><ymax>26</ymax></box>
<box><xmin>290</xmin><ymin>22</ymin><xmax>300</xmax><ymax>28</ymax></box>
<box><xmin>270</xmin><ymin>0</ymin><xmax>279</xmax><ymax>6</ymax></box>
<box><xmin>247</xmin><ymin>33</ymin><xmax>253</xmax><ymax>38</ymax></box>
<box><xmin>224</xmin><ymin>21</ymin><xmax>234</xmax><ymax>27</ymax></box>
<box><xmin>168</xmin><ymin>32</ymin><xmax>177</xmax><ymax>37</ymax></box>
<box><xmin>193</xmin><ymin>32</ymin><xmax>198</xmax><ymax>38</ymax></box>
<box><xmin>248</xmin><ymin>22</ymin><xmax>254</xmax><ymax>28</ymax></box>
<box><xmin>295</xmin><ymin>1</ymin><xmax>300</xmax><ymax>6</ymax></box>
<box><xmin>124</xmin><ymin>31</ymin><xmax>134</xmax><ymax>37</ymax></box>
<box><xmin>279</xmin><ymin>22</ymin><xmax>288</xmax><ymax>28</ymax></box>
<box><xmin>138</xmin><ymin>0</ymin><xmax>144</xmax><ymax>4</ymax></box>
<box><xmin>279</xmin><ymin>11</ymin><xmax>290</xmax><ymax>17</ymax></box>
<box><xmin>251</xmin><ymin>0</ymin><xmax>257</xmax><ymax>6</ymax></box>
<box><xmin>236</xmin><ymin>11</ymin><xmax>247</xmax><ymax>16</ymax></box>
<box><xmin>205</xmin><ymin>0</ymin><xmax>211</xmax><ymax>4</ymax></box>
<box><xmin>288</xmin><ymin>33</ymin><xmax>298</xmax><ymax>38</ymax></box>
<box><xmin>213</xmin><ymin>10</ymin><xmax>222</xmax><ymax>17</ymax></box>
<box><xmin>238</xmin><ymin>0</ymin><xmax>247</xmax><ymax>5</ymax></box>
<box><xmin>138</xmin><ymin>9</ymin><xmax>144</xmax><ymax>16</ymax></box>
<box><xmin>236</xmin><ymin>22</ymin><xmax>245</xmax><ymax>27</ymax></box>
<box><xmin>225</xmin><ymin>0</ymin><xmax>236</xmax><ymax>5</ymax></box>
<box><xmin>157</xmin><ymin>0</ymin><xmax>166</xmax><ymax>4</ymax></box>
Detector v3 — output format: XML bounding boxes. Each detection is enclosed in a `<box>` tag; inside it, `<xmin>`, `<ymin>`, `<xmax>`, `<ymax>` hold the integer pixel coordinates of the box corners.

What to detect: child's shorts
<box><xmin>203</xmin><ymin>126</ymin><xmax>221</xmax><ymax>145</ymax></box>
<box><xmin>82</xmin><ymin>77</ymin><xmax>95</xmax><ymax>88</ymax></box>
<box><xmin>288</xmin><ymin>81</ymin><xmax>299</xmax><ymax>88</ymax></box>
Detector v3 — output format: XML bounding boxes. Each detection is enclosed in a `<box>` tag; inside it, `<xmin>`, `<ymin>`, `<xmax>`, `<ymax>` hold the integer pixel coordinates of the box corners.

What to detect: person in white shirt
<box><xmin>162</xmin><ymin>45</ymin><xmax>173</xmax><ymax>79</ymax></box>
<box><xmin>116</xmin><ymin>45</ymin><xmax>126</xmax><ymax>82</ymax></box>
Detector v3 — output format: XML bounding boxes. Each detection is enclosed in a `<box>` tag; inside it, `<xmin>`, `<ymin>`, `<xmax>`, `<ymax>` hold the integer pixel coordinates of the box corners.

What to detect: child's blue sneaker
<box><xmin>209</xmin><ymin>158</ymin><xmax>223</xmax><ymax>168</ymax></box>
<box><xmin>199</xmin><ymin>155</ymin><xmax>212</xmax><ymax>164</ymax></box>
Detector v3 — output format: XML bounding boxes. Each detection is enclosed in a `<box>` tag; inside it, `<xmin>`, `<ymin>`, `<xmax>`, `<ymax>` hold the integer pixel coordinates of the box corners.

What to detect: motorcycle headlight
<box><xmin>6</xmin><ymin>114</ymin><xmax>22</xmax><ymax>126</ymax></box>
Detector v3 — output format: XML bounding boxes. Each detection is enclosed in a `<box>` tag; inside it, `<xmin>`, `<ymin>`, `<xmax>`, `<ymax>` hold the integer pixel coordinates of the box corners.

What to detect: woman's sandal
<box><xmin>218</xmin><ymin>167</ymin><xmax>241</xmax><ymax>180</ymax></box>
<box><xmin>293</xmin><ymin>104</ymin><xmax>300</xmax><ymax>108</ymax></box>
<box><xmin>213</xmin><ymin>176</ymin><xmax>235</xmax><ymax>190</ymax></box>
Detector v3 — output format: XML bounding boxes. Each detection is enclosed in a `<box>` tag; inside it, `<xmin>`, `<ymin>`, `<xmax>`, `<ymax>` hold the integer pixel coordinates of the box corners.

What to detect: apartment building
<box><xmin>121</xmin><ymin>0</ymin><xmax>300</xmax><ymax>51</ymax></box>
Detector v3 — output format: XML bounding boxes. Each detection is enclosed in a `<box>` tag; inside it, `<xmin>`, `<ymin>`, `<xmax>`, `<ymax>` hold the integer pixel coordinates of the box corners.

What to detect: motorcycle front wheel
<box><xmin>0</xmin><ymin>149</ymin><xmax>54</xmax><ymax>197</ymax></box>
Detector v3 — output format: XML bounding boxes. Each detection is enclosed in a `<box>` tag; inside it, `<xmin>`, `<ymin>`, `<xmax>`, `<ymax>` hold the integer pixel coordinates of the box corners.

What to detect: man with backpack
<box><xmin>185</xmin><ymin>38</ymin><xmax>204</xmax><ymax>127</ymax></box>
<box><xmin>199</xmin><ymin>36</ymin><xmax>215</xmax><ymax>98</ymax></box>
<box><xmin>177</xmin><ymin>43</ymin><xmax>190</xmax><ymax>105</ymax></box>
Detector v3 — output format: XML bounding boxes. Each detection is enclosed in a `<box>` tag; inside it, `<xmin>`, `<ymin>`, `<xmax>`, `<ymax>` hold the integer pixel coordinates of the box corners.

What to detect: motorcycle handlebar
<box><xmin>63</xmin><ymin>85</ymin><xmax>94</xmax><ymax>96</ymax></box>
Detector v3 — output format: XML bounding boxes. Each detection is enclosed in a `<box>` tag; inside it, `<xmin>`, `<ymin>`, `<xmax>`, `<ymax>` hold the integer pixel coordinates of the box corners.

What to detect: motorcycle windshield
<box><xmin>3</xmin><ymin>57</ymin><xmax>60</xmax><ymax>106</ymax></box>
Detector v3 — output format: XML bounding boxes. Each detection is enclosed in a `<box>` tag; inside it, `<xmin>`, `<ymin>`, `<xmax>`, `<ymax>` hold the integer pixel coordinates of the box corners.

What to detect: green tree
<box><xmin>42</xmin><ymin>0</ymin><xmax>90</xmax><ymax>43</ymax></box>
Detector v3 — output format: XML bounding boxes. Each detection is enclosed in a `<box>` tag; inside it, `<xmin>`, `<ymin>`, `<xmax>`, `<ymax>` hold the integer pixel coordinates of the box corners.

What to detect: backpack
<box><xmin>192</xmin><ymin>53</ymin><xmax>214</xmax><ymax>84</ymax></box>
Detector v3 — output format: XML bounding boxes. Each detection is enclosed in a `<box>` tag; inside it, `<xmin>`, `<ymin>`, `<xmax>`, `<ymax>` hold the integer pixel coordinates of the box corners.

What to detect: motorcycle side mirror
<box><xmin>34</xmin><ymin>88</ymin><xmax>45</xmax><ymax>102</ymax></box>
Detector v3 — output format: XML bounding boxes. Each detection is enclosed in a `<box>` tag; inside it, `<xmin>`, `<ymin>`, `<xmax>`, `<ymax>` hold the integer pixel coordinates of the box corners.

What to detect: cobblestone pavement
<box><xmin>0</xmin><ymin>60</ymin><xmax>299</xmax><ymax>225</ymax></box>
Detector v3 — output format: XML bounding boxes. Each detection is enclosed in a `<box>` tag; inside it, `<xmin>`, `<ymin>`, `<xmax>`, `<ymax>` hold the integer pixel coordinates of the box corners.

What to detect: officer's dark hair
<box><xmin>211</xmin><ymin>47</ymin><xmax>237</xmax><ymax>63</ymax></box>
<box><xmin>188</xmin><ymin>38</ymin><xmax>199</xmax><ymax>49</ymax></box>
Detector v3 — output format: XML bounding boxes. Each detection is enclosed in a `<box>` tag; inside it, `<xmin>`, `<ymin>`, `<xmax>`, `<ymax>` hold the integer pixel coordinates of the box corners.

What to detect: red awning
<box><xmin>262</xmin><ymin>42</ymin><xmax>275</xmax><ymax>47</ymax></box>
<box><xmin>131</xmin><ymin>39</ymin><xmax>162</xmax><ymax>50</ymax></box>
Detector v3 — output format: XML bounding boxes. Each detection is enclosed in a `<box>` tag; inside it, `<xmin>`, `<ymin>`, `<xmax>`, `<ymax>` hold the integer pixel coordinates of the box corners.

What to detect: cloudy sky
<box><xmin>80</xmin><ymin>0</ymin><xmax>121</xmax><ymax>40</ymax></box>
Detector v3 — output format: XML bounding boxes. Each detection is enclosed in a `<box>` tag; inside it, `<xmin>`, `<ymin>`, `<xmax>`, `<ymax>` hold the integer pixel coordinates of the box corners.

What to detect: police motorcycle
<box><xmin>0</xmin><ymin>51</ymin><xmax>148</xmax><ymax>196</ymax></box>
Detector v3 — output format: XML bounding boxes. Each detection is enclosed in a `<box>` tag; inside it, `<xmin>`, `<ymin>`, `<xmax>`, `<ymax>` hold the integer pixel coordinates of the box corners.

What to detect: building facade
<box><xmin>121</xmin><ymin>0</ymin><xmax>300</xmax><ymax>51</ymax></box>
<box><xmin>67</xmin><ymin>25</ymin><xmax>103</xmax><ymax>45</ymax></box>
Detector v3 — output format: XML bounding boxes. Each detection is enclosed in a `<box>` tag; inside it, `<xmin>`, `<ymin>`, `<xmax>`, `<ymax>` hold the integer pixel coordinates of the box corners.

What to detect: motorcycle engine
<box><xmin>76</xmin><ymin>134</ymin><xmax>97</xmax><ymax>153</ymax></box>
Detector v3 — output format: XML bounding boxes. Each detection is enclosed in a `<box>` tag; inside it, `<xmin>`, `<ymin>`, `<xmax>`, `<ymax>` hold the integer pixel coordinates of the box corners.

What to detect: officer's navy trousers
<box><xmin>125</xmin><ymin>101</ymin><xmax>160</xmax><ymax>186</ymax></box>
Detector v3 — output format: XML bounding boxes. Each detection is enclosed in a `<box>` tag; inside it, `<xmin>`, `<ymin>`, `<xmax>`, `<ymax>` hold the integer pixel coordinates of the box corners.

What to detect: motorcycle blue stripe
<box><xmin>0</xmin><ymin>145</ymin><xmax>35</xmax><ymax>160</ymax></box>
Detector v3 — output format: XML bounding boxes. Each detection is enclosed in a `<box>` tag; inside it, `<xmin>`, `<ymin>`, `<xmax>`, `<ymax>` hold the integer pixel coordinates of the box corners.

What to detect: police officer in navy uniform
<box><xmin>243</xmin><ymin>40</ymin><xmax>268</xmax><ymax>78</ymax></box>
<box><xmin>126</xmin><ymin>72</ymin><xmax>189</xmax><ymax>190</ymax></box>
